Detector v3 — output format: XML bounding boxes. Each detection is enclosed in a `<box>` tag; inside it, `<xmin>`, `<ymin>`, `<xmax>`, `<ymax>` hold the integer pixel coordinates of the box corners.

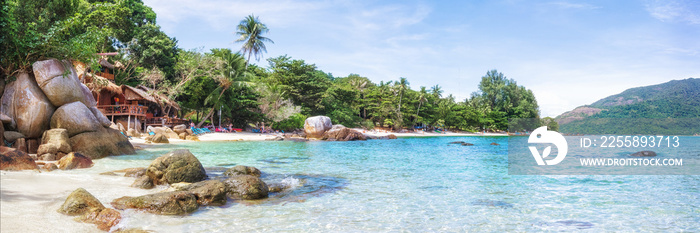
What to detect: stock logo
<box><xmin>528</xmin><ymin>126</ymin><xmax>568</xmax><ymax>165</ymax></box>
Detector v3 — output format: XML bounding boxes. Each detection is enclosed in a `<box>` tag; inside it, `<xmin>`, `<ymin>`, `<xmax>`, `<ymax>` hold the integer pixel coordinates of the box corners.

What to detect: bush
<box><xmin>272</xmin><ymin>113</ymin><xmax>307</xmax><ymax>131</ymax></box>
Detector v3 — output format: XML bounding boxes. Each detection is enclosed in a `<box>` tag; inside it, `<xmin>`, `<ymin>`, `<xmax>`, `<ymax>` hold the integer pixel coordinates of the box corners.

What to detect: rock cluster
<box><xmin>321</xmin><ymin>125</ymin><xmax>367</xmax><ymax>141</ymax></box>
<box><xmin>58</xmin><ymin>188</ymin><xmax>121</xmax><ymax>231</ymax></box>
<box><xmin>1</xmin><ymin>59</ymin><xmax>135</xmax><ymax>160</ymax></box>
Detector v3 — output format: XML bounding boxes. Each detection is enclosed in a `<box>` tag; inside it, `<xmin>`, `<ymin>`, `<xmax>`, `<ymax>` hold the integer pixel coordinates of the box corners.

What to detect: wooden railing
<box><xmin>145</xmin><ymin>116</ymin><xmax>189</xmax><ymax>126</ymax></box>
<box><xmin>97</xmin><ymin>105</ymin><xmax>148</xmax><ymax>117</ymax></box>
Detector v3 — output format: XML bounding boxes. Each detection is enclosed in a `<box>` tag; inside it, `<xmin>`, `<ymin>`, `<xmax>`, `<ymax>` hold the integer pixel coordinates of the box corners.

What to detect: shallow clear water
<box><xmin>88</xmin><ymin>136</ymin><xmax>700</xmax><ymax>232</ymax></box>
<box><xmin>2</xmin><ymin>138</ymin><xmax>695</xmax><ymax>232</ymax></box>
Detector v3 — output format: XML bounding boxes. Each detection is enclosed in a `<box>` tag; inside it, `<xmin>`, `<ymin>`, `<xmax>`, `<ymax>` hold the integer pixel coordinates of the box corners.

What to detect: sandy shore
<box><xmin>130</xmin><ymin>130</ymin><xmax>506</xmax><ymax>146</ymax></box>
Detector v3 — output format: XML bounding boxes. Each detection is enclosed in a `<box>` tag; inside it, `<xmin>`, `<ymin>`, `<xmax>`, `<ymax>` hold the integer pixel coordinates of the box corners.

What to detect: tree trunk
<box><xmin>415</xmin><ymin>101</ymin><xmax>422</xmax><ymax>122</ymax></box>
<box><xmin>197</xmin><ymin>108</ymin><xmax>215</xmax><ymax>128</ymax></box>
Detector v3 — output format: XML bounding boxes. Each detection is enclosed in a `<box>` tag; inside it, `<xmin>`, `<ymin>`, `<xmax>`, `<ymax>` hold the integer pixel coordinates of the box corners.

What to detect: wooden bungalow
<box><xmin>135</xmin><ymin>85</ymin><xmax>188</xmax><ymax>127</ymax></box>
<box><xmin>75</xmin><ymin>56</ymin><xmax>187</xmax><ymax>130</ymax></box>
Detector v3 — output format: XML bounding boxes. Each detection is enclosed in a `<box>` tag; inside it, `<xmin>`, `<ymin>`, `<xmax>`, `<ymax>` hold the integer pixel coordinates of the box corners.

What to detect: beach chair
<box><xmin>191</xmin><ymin>127</ymin><xmax>203</xmax><ymax>135</ymax></box>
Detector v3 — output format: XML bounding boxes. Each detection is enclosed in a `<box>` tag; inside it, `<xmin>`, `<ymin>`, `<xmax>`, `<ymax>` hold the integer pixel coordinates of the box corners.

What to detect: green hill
<box><xmin>555</xmin><ymin>78</ymin><xmax>700</xmax><ymax>135</ymax></box>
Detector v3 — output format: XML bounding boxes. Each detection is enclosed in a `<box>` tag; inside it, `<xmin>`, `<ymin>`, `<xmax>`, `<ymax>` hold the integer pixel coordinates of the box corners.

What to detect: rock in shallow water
<box><xmin>224</xmin><ymin>165</ymin><xmax>261</xmax><ymax>177</ymax></box>
<box><xmin>223</xmin><ymin>175</ymin><xmax>269</xmax><ymax>200</ymax></box>
<box><xmin>58</xmin><ymin>188</ymin><xmax>121</xmax><ymax>231</ymax></box>
<box><xmin>111</xmin><ymin>191</ymin><xmax>199</xmax><ymax>215</ymax></box>
<box><xmin>145</xmin><ymin>149</ymin><xmax>207</xmax><ymax>186</ymax></box>
<box><xmin>171</xmin><ymin>180</ymin><xmax>227</xmax><ymax>206</ymax></box>
<box><xmin>131</xmin><ymin>175</ymin><xmax>154</xmax><ymax>189</ymax></box>
<box><xmin>630</xmin><ymin>151</ymin><xmax>656</xmax><ymax>157</ymax></box>
<box><xmin>57</xmin><ymin>152</ymin><xmax>94</xmax><ymax>170</ymax></box>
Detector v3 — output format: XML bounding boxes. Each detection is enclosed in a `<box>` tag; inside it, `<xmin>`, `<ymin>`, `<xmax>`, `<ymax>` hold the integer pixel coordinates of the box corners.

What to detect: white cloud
<box><xmin>142</xmin><ymin>0</ymin><xmax>699</xmax><ymax>118</ymax></box>
<box><xmin>144</xmin><ymin>0</ymin><xmax>331</xmax><ymax>33</ymax></box>
<box><xmin>645</xmin><ymin>0</ymin><xmax>700</xmax><ymax>24</ymax></box>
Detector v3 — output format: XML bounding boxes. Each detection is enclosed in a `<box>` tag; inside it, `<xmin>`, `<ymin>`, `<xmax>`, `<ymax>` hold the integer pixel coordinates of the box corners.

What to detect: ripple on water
<box><xmin>537</xmin><ymin>220</ymin><xmax>595</xmax><ymax>230</ymax></box>
<box><xmin>470</xmin><ymin>199</ymin><xmax>514</xmax><ymax>209</ymax></box>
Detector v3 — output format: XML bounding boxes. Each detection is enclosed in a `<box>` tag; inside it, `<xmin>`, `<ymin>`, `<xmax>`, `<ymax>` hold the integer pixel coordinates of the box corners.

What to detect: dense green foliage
<box><xmin>1</xmin><ymin>1</ymin><xmax>541</xmax><ymax>131</ymax></box>
<box><xmin>558</xmin><ymin>78</ymin><xmax>700</xmax><ymax>134</ymax></box>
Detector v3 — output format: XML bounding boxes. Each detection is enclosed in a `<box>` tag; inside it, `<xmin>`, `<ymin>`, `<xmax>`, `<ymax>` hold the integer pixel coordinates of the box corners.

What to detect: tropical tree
<box><xmin>235</xmin><ymin>14</ymin><xmax>274</xmax><ymax>66</ymax></box>
<box><xmin>139</xmin><ymin>66</ymin><xmax>164</xmax><ymax>89</ymax></box>
<box><xmin>395</xmin><ymin>77</ymin><xmax>409</xmax><ymax>128</ymax></box>
<box><xmin>197</xmin><ymin>49</ymin><xmax>252</xmax><ymax>127</ymax></box>
<box><xmin>415</xmin><ymin>86</ymin><xmax>428</xmax><ymax>123</ymax></box>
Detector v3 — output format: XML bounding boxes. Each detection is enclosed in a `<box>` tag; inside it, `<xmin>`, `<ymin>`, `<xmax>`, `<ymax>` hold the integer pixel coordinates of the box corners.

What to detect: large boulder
<box><xmin>57</xmin><ymin>152</ymin><xmax>94</xmax><ymax>170</ymax></box>
<box><xmin>32</xmin><ymin>59</ymin><xmax>95</xmax><ymax>107</ymax></box>
<box><xmin>304</xmin><ymin>116</ymin><xmax>332</xmax><ymax>139</ymax></box>
<box><xmin>58</xmin><ymin>188</ymin><xmax>121</xmax><ymax>231</ymax></box>
<box><xmin>111</xmin><ymin>191</ymin><xmax>199</xmax><ymax>215</ymax></box>
<box><xmin>145</xmin><ymin>134</ymin><xmax>169</xmax><ymax>143</ymax></box>
<box><xmin>173</xmin><ymin>124</ymin><xmax>187</xmax><ymax>134</ymax></box>
<box><xmin>171</xmin><ymin>180</ymin><xmax>227</xmax><ymax>206</ymax></box>
<box><xmin>0</xmin><ymin>72</ymin><xmax>55</xmax><ymax>138</ymax></box>
<box><xmin>70</xmin><ymin>127</ymin><xmax>136</xmax><ymax>159</ymax></box>
<box><xmin>89</xmin><ymin>107</ymin><xmax>112</xmax><ymax>128</ymax></box>
<box><xmin>145</xmin><ymin>149</ymin><xmax>207</xmax><ymax>186</ymax></box>
<box><xmin>223</xmin><ymin>175</ymin><xmax>269</xmax><ymax>200</ymax></box>
<box><xmin>0</xmin><ymin>81</ymin><xmax>17</xmax><ymax>129</ymax></box>
<box><xmin>163</xmin><ymin>127</ymin><xmax>179</xmax><ymax>139</ymax></box>
<box><xmin>321</xmin><ymin>125</ymin><xmax>367</xmax><ymax>141</ymax></box>
<box><xmin>0</xmin><ymin>146</ymin><xmax>38</xmax><ymax>170</ymax></box>
<box><xmin>37</xmin><ymin>128</ymin><xmax>72</xmax><ymax>156</ymax></box>
<box><xmin>223</xmin><ymin>165</ymin><xmax>261</xmax><ymax>177</ymax></box>
<box><xmin>51</xmin><ymin>102</ymin><xmax>101</xmax><ymax>137</ymax></box>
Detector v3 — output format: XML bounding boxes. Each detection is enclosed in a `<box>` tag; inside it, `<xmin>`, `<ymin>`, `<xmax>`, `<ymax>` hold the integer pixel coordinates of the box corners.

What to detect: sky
<box><xmin>143</xmin><ymin>0</ymin><xmax>700</xmax><ymax>117</ymax></box>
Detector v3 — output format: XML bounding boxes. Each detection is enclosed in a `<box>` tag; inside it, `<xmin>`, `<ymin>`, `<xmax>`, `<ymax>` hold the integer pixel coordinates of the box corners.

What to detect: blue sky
<box><xmin>143</xmin><ymin>0</ymin><xmax>699</xmax><ymax>117</ymax></box>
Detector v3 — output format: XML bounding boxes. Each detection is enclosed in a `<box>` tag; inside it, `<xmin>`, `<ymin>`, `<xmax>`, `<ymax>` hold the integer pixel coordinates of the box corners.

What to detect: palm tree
<box><xmin>197</xmin><ymin>51</ymin><xmax>252</xmax><ymax>127</ymax></box>
<box><xmin>396</xmin><ymin>77</ymin><xmax>409</xmax><ymax>116</ymax></box>
<box><xmin>430</xmin><ymin>84</ymin><xmax>443</xmax><ymax>99</ymax></box>
<box><xmin>416</xmin><ymin>86</ymin><xmax>427</xmax><ymax>119</ymax></box>
<box><xmin>395</xmin><ymin>77</ymin><xmax>409</xmax><ymax>129</ymax></box>
<box><xmin>235</xmin><ymin>14</ymin><xmax>274</xmax><ymax>66</ymax></box>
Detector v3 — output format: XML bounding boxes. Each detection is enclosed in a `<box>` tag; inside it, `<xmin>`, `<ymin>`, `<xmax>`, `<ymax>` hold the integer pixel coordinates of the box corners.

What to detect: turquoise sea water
<box><xmin>99</xmin><ymin>137</ymin><xmax>699</xmax><ymax>232</ymax></box>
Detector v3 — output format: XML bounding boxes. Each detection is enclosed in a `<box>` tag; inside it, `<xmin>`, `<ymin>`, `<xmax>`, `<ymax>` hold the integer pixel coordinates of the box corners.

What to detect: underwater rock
<box><xmin>630</xmin><ymin>151</ymin><xmax>656</xmax><ymax>157</ymax></box>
